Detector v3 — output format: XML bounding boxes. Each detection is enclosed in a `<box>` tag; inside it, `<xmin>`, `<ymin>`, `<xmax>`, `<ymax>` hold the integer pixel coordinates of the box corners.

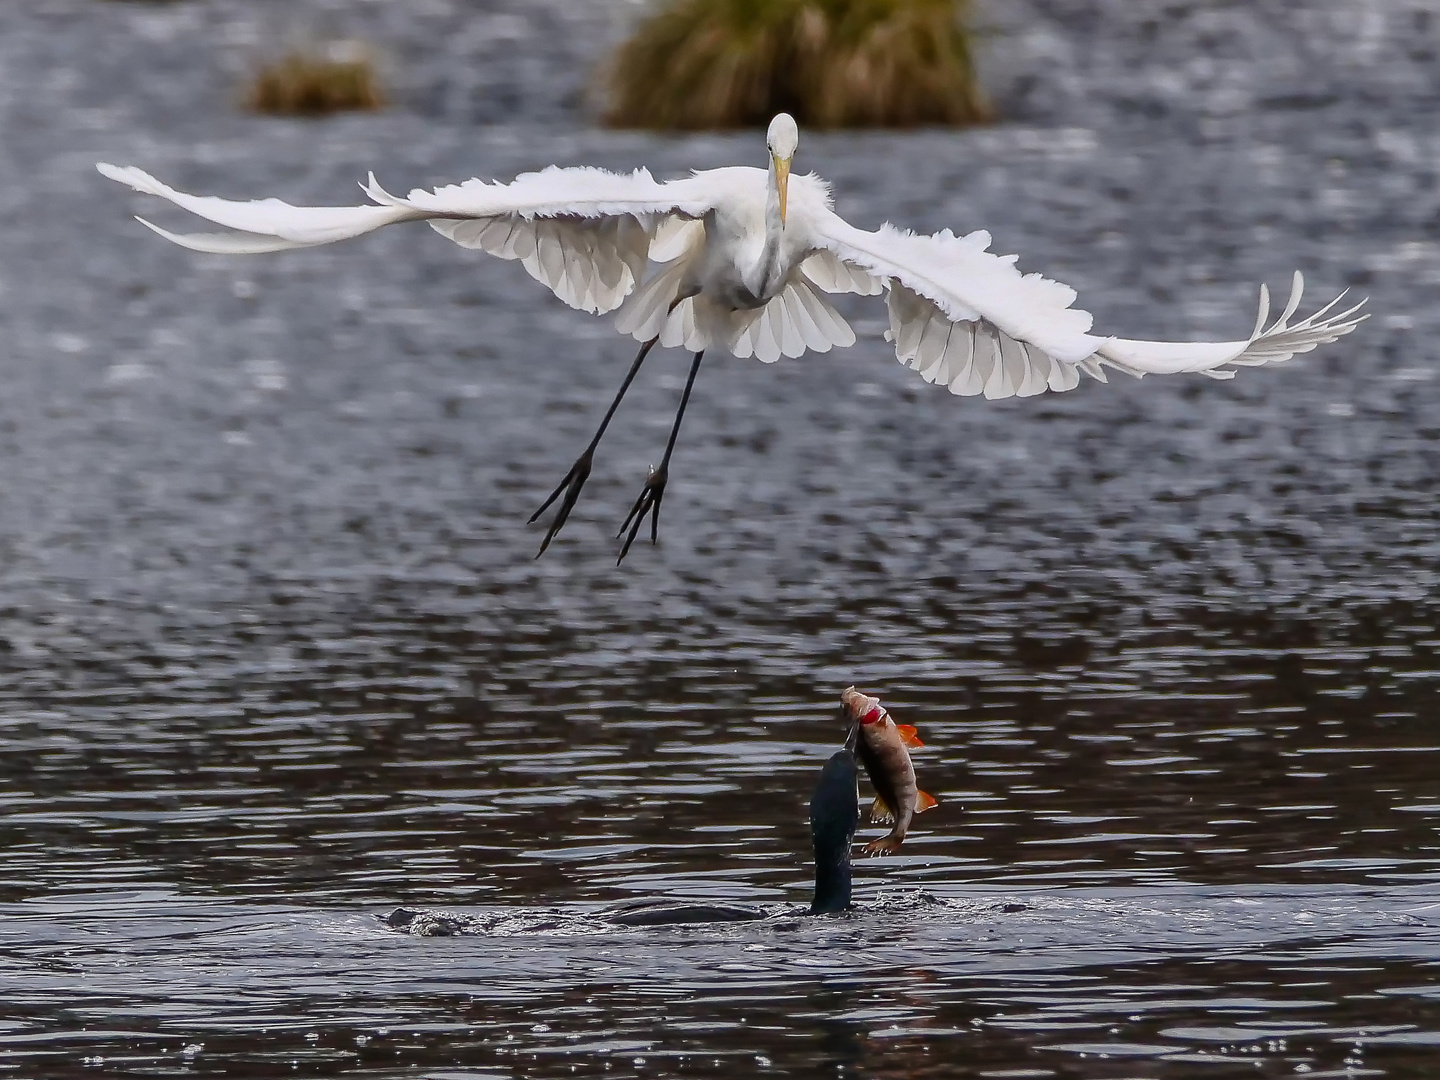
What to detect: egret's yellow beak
<box><xmin>774</xmin><ymin>154</ymin><xmax>791</xmax><ymax>226</ymax></box>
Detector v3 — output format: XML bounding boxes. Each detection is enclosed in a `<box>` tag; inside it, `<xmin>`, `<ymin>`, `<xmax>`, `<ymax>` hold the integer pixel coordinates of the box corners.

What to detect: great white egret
<box><xmin>98</xmin><ymin>114</ymin><xmax>1365</xmax><ymax>562</ymax></box>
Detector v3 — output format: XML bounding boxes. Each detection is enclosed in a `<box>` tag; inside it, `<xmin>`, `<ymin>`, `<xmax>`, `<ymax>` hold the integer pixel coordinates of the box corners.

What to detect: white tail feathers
<box><xmin>616</xmin><ymin>259</ymin><xmax>856</xmax><ymax>361</ymax></box>
<box><xmin>727</xmin><ymin>279</ymin><xmax>854</xmax><ymax>362</ymax></box>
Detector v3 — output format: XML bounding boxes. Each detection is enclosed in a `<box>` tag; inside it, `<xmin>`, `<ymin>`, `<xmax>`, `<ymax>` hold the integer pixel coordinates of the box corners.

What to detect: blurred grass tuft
<box><xmin>244</xmin><ymin>42</ymin><xmax>385</xmax><ymax>117</ymax></box>
<box><xmin>604</xmin><ymin>0</ymin><xmax>990</xmax><ymax>129</ymax></box>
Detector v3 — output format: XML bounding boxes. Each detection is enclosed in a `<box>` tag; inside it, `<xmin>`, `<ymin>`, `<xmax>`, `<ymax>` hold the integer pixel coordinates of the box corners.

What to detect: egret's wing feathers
<box><xmin>98</xmin><ymin>162</ymin><xmax>720</xmax><ymax>316</ymax></box>
<box><xmin>101</xmin><ymin>161</ymin><xmax>1366</xmax><ymax>374</ymax></box>
<box><xmin>430</xmin><ymin>212</ymin><xmax>657</xmax><ymax>314</ymax></box>
<box><xmin>133</xmin><ymin>216</ymin><xmax>326</xmax><ymax>255</ymax></box>
<box><xmin>650</xmin><ymin>218</ymin><xmax>706</xmax><ymax>264</ymax></box>
<box><xmin>1097</xmin><ymin>273</ymin><xmax>1369</xmax><ymax>377</ymax></box>
<box><xmin>376</xmin><ymin>167</ymin><xmax>717</xmax><ymax>314</ymax></box>
<box><xmin>363</xmin><ymin>164</ymin><xmax>712</xmax><ymax>220</ymax></box>
<box><xmin>883</xmin><ymin>280</ymin><xmax>1078</xmax><ymax>399</ymax></box>
<box><xmin>801</xmin><ymin>248</ymin><xmax>884</xmax><ymax>296</ymax></box>
<box><xmin>814</xmin><ymin>214</ymin><xmax>1102</xmax><ymax>364</ymax></box>
<box><xmin>98</xmin><ymin>163</ymin><xmax>417</xmax><ymax>247</ymax></box>
<box><xmin>812</xmin><ymin>212</ymin><xmax>1365</xmax><ymax>399</ymax></box>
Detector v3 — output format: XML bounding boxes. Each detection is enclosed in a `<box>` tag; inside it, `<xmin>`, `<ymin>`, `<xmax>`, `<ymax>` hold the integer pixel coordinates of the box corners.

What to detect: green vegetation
<box><xmin>244</xmin><ymin>43</ymin><xmax>385</xmax><ymax>117</ymax></box>
<box><xmin>605</xmin><ymin>0</ymin><xmax>991</xmax><ymax>129</ymax></box>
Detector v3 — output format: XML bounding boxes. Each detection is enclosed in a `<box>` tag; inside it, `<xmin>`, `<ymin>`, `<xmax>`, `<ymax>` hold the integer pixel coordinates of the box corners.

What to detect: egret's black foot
<box><xmin>616</xmin><ymin>465</ymin><xmax>667</xmax><ymax>563</ymax></box>
<box><xmin>529</xmin><ymin>450</ymin><xmax>594</xmax><ymax>558</ymax></box>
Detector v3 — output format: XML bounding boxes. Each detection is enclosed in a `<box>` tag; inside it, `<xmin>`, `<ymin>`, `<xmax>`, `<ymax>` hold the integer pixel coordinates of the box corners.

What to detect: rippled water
<box><xmin>4</xmin><ymin>0</ymin><xmax>1440</xmax><ymax>1077</ymax></box>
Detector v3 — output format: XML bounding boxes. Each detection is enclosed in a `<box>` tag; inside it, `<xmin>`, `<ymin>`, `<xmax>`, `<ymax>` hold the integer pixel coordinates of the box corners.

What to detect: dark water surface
<box><xmin>4</xmin><ymin>1</ymin><xmax>1440</xmax><ymax>1077</ymax></box>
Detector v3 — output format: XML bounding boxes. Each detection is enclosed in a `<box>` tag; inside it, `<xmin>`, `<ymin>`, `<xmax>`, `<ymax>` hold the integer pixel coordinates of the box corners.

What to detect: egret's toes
<box><xmin>531</xmin><ymin>451</ymin><xmax>593</xmax><ymax>558</ymax></box>
<box><xmin>617</xmin><ymin>466</ymin><xmax>666</xmax><ymax>564</ymax></box>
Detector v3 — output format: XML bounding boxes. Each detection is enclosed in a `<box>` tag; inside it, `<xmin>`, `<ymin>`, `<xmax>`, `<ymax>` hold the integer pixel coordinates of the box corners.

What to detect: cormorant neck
<box><xmin>812</xmin><ymin>843</ymin><xmax>852</xmax><ymax>915</ymax></box>
<box><xmin>809</xmin><ymin>740</ymin><xmax>860</xmax><ymax>915</ymax></box>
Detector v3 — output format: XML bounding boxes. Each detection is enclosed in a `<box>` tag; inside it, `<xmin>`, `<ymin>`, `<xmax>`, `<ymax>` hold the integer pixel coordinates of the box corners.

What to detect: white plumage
<box><xmin>97</xmin><ymin>114</ymin><xmax>1366</xmax><ymax>559</ymax></box>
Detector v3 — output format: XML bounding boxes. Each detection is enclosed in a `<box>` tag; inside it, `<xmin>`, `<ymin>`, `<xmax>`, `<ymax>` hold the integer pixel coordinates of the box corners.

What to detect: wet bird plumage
<box><xmin>809</xmin><ymin>721</ymin><xmax>862</xmax><ymax>915</ymax></box>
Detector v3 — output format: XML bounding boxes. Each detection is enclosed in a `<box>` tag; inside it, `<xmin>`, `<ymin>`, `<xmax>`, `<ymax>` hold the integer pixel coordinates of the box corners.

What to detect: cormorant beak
<box><xmin>773</xmin><ymin>154</ymin><xmax>791</xmax><ymax>227</ymax></box>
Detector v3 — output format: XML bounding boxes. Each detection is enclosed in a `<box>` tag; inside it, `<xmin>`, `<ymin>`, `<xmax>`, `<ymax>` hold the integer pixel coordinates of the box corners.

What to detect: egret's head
<box><xmin>766</xmin><ymin>113</ymin><xmax>798</xmax><ymax>226</ymax></box>
<box><xmin>767</xmin><ymin>112</ymin><xmax>799</xmax><ymax>160</ymax></box>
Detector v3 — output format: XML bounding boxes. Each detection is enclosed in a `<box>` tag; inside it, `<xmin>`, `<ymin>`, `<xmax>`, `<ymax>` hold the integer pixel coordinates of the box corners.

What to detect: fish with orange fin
<box><xmin>840</xmin><ymin>686</ymin><xmax>938</xmax><ymax>856</ymax></box>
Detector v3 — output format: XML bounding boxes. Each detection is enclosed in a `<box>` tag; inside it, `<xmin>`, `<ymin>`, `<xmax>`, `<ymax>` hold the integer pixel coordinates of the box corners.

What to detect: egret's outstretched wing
<box><xmin>1095</xmin><ymin>275</ymin><xmax>1367</xmax><ymax>379</ymax></box>
<box><xmin>97</xmin><ymin>163</ymin><xmax>719</xmax><ymax>315</ymax></box>
<box><xmin>812</xmin><ymin>213</ymin><xmax>1367</xmax><ymax>400</ymax></box>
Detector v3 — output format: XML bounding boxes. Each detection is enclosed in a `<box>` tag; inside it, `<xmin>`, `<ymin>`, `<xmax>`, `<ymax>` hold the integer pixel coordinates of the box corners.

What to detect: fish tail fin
<box><xmin>916</xmin><ymin>790</ymin><xmax>939</xmax><ymax>813</ymax></box>
<box><xmin>864</xmin><ymin>835</ymin><xmax>903</xmax><ymax>857</ymax></box>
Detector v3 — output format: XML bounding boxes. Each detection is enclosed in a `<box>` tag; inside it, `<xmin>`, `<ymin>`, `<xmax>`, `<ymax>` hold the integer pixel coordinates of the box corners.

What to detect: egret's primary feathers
<box><xmin>98</xmin><ymin>114</ymin><xmax>1366</xmax><ymax>559</ymax></box>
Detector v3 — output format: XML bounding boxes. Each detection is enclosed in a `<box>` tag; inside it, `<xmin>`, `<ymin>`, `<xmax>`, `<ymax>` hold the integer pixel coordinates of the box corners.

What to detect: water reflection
<box><xmin>6</xmin><ymin>595</ymin><xmax>1440</xmax><ymax>1077</ymax></box>
<box><xmin>6</xmin><ymin>887</ymin><xmax>1440</xmax><ymax>1076</ymax></box>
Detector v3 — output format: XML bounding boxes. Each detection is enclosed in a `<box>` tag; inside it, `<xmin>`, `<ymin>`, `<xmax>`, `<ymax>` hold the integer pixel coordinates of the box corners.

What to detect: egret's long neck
<box><xmin>750</xmin><ymin>159</ymin><xmax>788</xmax><ymax>299</ymax></box>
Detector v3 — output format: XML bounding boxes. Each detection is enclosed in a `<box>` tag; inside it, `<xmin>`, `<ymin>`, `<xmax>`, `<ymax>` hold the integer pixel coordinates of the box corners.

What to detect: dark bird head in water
<box><xmin>809</xmin><ymin>717</ymin><xmax>861</xmax><ymax>915</ymax></box>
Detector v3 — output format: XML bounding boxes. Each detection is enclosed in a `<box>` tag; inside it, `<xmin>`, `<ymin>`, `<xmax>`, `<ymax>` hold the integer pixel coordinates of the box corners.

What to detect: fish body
<box><xmin>840</xmin><ymin>686</ymin><xmax>938</xmax><ymax>856</ymax></box>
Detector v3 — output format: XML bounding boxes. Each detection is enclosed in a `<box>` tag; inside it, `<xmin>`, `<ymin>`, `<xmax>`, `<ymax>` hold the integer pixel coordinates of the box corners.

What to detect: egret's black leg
<box><xmin>530</xmin><ymin>334</ymin><xmax>660</xmax><ymax>557</ymax></box>
<box><xmin>617</xmin><ymin>349</ymin><xmax>705</xmax><ymax>563</ymax></box>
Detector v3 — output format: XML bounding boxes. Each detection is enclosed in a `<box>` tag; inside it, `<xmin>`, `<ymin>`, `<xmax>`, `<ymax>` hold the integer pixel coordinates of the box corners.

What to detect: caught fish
<box><xmin>840</xmin><ymin>686</ymin><xmax>938</xmax><ymax>856</ymax></box>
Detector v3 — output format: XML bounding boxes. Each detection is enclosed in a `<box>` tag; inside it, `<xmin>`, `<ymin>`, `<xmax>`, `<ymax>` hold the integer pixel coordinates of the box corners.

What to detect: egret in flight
<box><xmin>98</xmin><ymin>114</ymin><xmax>1365</xmax><ymax>562</ymax></box>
